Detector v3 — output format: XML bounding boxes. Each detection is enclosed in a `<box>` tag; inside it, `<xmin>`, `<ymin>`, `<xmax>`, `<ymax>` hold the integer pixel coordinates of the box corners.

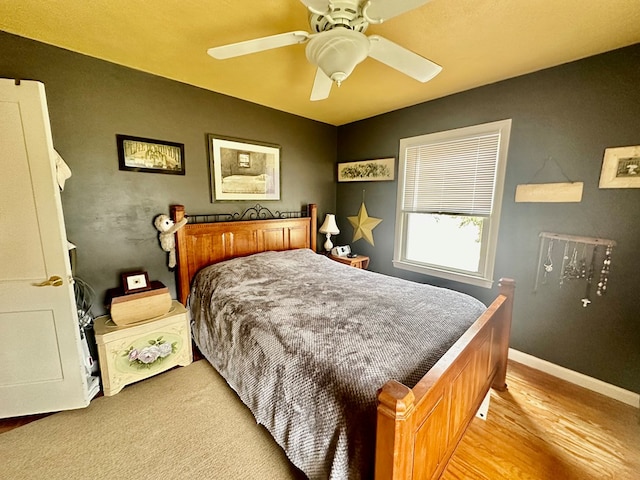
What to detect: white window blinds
<box><xmin>402</xmin><ymin>132</ymin><xmax>501</xmax><ymax>216</ymax></box>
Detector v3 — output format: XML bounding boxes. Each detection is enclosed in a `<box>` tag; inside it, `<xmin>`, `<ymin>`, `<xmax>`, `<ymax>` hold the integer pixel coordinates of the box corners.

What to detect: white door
<box><xmin>0</xmin><ymin>79</ymin><xmax>93</xmax><ymax>417</ymax></box>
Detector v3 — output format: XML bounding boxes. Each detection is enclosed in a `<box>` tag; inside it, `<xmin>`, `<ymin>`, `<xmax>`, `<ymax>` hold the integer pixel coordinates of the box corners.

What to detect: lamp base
<box><xmin>324</xmin><ymin>233</ymin><xmax>334</xmax><ymax>252</ymax></box>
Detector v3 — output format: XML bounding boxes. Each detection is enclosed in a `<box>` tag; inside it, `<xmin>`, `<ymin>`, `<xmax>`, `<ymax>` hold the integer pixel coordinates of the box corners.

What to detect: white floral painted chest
<box><xmin>94</xmin><ymin>301</ymin><xmax>192</xmax><ymax>396</ymax></box>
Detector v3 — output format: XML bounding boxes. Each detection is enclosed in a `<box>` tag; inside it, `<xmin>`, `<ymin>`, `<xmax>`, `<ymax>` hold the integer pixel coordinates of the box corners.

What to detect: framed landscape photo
<box><xmin>599</xmin><ymin>145</ymin><xmax>640</xmax><ymax>188</ymax></box>
<box><xmin>208</xmin><ymin>134</ymin><xmax>280</xmax><ymax>201</ymax></box>
<box><xmin>117</xmin><ymin>135</ymin><xmax>185</xmax><ymax>175</ymax></box>
<box><xmin>338</xmin><ymin>158</ymin><xmax>395</xmax><ymax>182</ymax></box>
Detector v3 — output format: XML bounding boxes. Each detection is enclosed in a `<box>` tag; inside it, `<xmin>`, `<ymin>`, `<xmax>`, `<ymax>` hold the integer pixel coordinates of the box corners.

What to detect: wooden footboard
<box><xmin>375</xmin><ymin>278</ymin><xmax>515</xmax><ymax>480</ymax></box>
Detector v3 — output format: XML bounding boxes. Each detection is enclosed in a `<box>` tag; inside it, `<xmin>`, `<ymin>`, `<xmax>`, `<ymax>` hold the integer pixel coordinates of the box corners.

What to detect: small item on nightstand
<box><xmin>331</xmin><ymin>245</ymin><xmax>351</xmax><ymax>257</ymax></box>
<box><xmin>347</xmin><ymin>252</ymin><xmax>358</xmax><ymax>258</ymax></box>
<box><xmin>121</xmin><ymin>270</ymin><xmax>151</xmax><ymax>295</ymax></box>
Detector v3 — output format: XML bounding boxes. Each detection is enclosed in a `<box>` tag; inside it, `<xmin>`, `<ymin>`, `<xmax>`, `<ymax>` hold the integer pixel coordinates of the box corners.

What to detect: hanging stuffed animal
<box><xmin>154</xmin><ymin>214</ymin><xmax>188</xmax><ymax>269</ymax></box>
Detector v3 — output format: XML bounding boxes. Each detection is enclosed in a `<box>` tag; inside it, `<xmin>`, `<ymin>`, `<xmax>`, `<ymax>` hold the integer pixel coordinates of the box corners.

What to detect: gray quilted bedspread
<box><xmin>189</xmin><ymin>249</ymin><xmax>486</xmax><ymax>480</ymax></box>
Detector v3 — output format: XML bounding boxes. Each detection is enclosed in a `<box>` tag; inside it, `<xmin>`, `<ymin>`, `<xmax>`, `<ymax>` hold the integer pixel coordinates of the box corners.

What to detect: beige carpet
<box><xmin>0</xmin><ymin>360</ymin><xmax>307</xmax><ymax>480</ymax></box>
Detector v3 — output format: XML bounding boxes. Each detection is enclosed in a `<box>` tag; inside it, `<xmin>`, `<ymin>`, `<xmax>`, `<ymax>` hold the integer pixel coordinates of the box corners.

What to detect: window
<box><xmin>393</xmin><ymin>119</ymin><xmax>511</xmax><ymax>288</ymax></box>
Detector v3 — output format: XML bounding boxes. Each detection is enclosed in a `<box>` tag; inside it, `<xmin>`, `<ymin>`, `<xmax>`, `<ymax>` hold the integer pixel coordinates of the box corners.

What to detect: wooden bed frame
<box><xmin>171</xmin><ymin>203</ymin><xmax>515</xmax><ymax>480</ymax></box>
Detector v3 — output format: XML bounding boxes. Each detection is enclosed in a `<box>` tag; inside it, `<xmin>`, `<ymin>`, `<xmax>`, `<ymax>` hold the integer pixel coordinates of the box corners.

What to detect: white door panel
<box><xmin>0</xmin><ymin>310</ymin><xmax>64</xmax><ymax>385</ymax></box>
<box><xmin>0</xmin><ymin>100</ymin><xmax>47</xmax><ymax>280</ymax></box>
<box><xmin>0</xmin><ymin>79</ymin><xmax>95</xmax><ymax>417</ymax></box>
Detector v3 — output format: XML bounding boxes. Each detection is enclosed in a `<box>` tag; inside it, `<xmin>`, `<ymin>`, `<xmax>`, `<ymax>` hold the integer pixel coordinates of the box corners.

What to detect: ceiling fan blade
<box><xmin>299</xmin><ymin>0</ymin><xmax>330</xmax><ymax>15</ymax></box>
<box><xmin>208</xmin><ymin>31</ymin><xmax>310</xmax><ymax>60</ymax></box>
<box><xmin>310</xmin><ymin>67</ymin><xmax>333</xmax><ymax>101</ymax></box>
<box><xmin>364</xmin><ymin>0</ymin><xmax>432</xmax><ymax>23</ymax></box>
<box><xmin>368</xmin><ymin>35</ymin><xmax>442</xmax><ymax>82</ymax></box>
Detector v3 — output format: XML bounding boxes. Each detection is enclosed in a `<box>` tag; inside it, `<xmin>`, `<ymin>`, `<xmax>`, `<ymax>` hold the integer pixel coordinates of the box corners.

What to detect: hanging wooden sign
<box><xmin>515</xmin><ymin>182</ymin><xmax>583</xmax><ymax>203</ymax></box>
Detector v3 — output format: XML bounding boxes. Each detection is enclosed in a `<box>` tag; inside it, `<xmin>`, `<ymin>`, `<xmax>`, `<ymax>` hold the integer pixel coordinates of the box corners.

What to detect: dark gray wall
<box><xmin>2</xmin><ymin>30</ymin><xmax>637</xmax><ymax>393</ymax></box>
<box><xmin>0</xmin><ymin>31</ymin><xmax>336</xmax><ymax>313</ymax></box>
<box><xmin>336</xmin><ymin>44</ymin><xmax>640</xmax><ymax>393</ymax></box>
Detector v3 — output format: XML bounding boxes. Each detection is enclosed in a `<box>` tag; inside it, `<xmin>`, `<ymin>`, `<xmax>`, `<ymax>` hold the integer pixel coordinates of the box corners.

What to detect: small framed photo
<box><xmin>117</xmin><ymin>134</ymin><xmax>185</xmax><ymax>175</ymax></box>
<box><xmin>238</xmin><ymin>152</ymin><xmax>251</xmax><ymax>168</ymax></box>
<box><xmin>208</xmin><ymin>134</ymin><xmax>280</xmax><ymax>201</ymax></box>
<box><xmin>121</xmin><ymin>271</ymin><xmax>151</xmax><ymax>295</ymax></box>
<box><xmin>337</xmin><ymin>158</ymin><xmax>395</xmax><ymax>182</ymax></box>
<box><xmin>599</xmin><ymin>145</ymin><xmax>640</xmax><ymax>188</ymax></box>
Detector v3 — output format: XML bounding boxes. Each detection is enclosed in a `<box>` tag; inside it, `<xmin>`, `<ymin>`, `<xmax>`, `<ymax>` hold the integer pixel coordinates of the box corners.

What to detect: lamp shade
<box><xmin>319</xmin><ymin>214</ymin><xmax>340</xmax><ymax>235</ymax></box>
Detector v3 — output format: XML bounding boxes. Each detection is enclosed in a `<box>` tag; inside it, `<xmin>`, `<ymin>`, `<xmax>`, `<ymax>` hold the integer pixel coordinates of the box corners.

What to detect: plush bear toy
<box><xmin>154</xmin><ymin>214</ymin><xmax>188</xmax><ymax>268</ymax></box>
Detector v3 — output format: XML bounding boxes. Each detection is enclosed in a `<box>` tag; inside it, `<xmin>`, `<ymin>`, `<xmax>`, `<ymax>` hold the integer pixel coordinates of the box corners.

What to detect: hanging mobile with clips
<box><xmin>534</xmin><ymin>232</ymin><xmax>616</xmax><ymax>307</ymax></box>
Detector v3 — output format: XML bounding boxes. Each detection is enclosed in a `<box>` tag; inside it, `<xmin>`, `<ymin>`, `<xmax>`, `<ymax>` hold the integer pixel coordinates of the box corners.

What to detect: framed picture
<box><xmin>117</xmin><ymin>134</ymin><xmax>185</xmax><ymax>175</ymax></box>
<box><xmin>337</xmin><ymin>158</ymin><xmax>395</xmax><ymax>182</ymax></box>
<box><xmin>599</xmin><ymin>145</ymin><xmax>640</xmax><ymax>188</ymax></box>
<box><xmin>121</xmin><ymin>271</ymin><xmax>151</xmax><ymax>295</ymax></box>
<box><xmin>208</xmin><ymin>134</ymin><xmax>280</xmax><ymax>201</ymax></box>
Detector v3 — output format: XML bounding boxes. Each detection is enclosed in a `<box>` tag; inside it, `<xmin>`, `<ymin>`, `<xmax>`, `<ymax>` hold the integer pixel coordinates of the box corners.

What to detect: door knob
<box><xmin>33</xmin><ymin>275</ymin><xmax>63</xmax><ymax>287</ymax></box>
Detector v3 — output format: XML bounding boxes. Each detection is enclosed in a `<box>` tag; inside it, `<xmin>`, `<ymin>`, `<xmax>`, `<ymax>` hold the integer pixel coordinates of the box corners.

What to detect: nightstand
<box><xmin>329</xmin><ymin>254</ymin><xmax>370</xmax><ymax>269</ymax></box>
<box><xmin>94</xmin><ymin>300</ymin><xmax>192</xmax><ymax>396</ymax></box>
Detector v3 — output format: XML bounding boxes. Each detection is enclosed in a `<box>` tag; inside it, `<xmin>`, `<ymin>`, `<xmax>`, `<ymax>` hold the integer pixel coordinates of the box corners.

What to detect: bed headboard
<box><xmin>170</xmin><ymin>203</ymin><xmax>317</xmax><ymax>305</ymax></box>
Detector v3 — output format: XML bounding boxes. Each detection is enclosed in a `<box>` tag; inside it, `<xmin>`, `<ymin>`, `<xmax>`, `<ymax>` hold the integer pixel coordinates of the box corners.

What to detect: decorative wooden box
<box><xmin>106</xmin><ymin>281</ymin><xmax>172</xmax><ymax>326</ymax></box>
<box><xmin>94</xmin><ymin>301</ymin><xmax>192</xmax><ymax>396</ymax></box>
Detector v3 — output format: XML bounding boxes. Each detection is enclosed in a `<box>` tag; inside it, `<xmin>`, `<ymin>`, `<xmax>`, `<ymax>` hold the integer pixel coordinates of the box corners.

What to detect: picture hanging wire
<box><xmin>526</xmin><ymin>156</ymin><xmax>575</xmax><ymax>184</ymax></box>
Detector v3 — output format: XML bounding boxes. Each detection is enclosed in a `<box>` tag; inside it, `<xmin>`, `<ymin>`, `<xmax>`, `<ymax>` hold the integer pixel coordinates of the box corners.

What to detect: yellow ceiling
<box><xmin>1</xmin><ymin>0</ymin><xmax>639</xmax><ymax>126</ymax></box>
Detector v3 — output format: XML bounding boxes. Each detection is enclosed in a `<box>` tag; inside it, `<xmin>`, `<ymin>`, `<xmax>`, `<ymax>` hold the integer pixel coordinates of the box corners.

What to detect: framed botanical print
<box><xmin>599</xmin><ymin>145</ymin><xmax>640</xmax><ymax>188</ymax></box>
<box><xmin>337</xmin><ymin>158</ymin><xmax>395</xmax><ymax>182</ymax></box>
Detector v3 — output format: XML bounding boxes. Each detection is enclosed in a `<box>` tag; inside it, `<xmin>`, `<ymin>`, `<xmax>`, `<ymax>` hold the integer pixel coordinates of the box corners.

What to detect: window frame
<box><xmin>393</xmin><ymin>119</ymin><xmax>512</xmax><ymax>288</ymax></box>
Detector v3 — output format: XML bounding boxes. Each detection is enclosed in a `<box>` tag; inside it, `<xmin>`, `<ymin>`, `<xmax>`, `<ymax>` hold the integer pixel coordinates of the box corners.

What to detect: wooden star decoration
<box><xmin>348</xmin><ymin>202</ymin><xmax>382</xmax><ymax>246</ymax></box>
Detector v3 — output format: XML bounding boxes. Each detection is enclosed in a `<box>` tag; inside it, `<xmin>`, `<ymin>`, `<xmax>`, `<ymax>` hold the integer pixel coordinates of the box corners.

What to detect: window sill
<box><xmin>392</xmin><ymin>260</ymin><xmax>494</xmax><ymax>289</ymax></box>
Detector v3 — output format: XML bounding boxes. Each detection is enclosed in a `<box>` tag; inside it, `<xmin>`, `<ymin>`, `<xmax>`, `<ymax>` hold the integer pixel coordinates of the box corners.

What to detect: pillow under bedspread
<box><xmin>189</xmin><ymin>249</ymin><xmax>486</xmax><ymax>480</ymax></box>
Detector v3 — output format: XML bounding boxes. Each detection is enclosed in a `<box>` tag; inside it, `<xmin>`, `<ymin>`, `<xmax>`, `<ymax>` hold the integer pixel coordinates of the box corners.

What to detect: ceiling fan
<box><xmin>207</xmin><ymin>0</ymin><xmax>442</xmax><ymax>101</ymax></box>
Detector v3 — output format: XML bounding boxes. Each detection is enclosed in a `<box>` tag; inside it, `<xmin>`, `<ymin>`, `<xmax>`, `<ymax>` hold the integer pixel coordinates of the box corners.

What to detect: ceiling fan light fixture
<box><xmin>306</xmin><ymin>29</ymin><xmax>369</xmax><ymax>86</ymax></box>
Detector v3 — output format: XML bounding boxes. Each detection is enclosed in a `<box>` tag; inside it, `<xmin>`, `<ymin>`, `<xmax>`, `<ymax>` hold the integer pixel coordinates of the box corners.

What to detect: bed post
<box><xmin>170</xmin><ymin>205</ymin><xmax>189</xmax><ymax>306</ymax></box>
<box><xmin>493</xmin><ymin>277</ymin><xmax>515</xmax><ymax>391</ymax></box>
<box><xmin>375</xmin><ymin>380</ymin><xmax>416</xmax><ymax>480</ymax></box>
<box><xmin>308</xmin><ymin>203</ymin><xmax>317</xmax><ymax>252</ymax></box>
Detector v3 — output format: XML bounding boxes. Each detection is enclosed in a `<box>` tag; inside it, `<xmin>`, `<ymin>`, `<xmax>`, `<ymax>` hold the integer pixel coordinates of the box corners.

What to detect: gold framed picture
<box><xmin>116</xmin><ymin>135</ymin><xmax>185</xmax><ymax>175</ymax></box>
<box><xmin>599</xmin><ymin>145</ymin><xmax>640</xmax><ymax>189</ymax></box>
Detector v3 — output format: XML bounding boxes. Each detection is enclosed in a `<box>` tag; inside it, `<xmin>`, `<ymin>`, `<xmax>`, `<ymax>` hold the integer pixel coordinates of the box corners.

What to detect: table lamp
<box><xmin>319</xmin><ymin>214</ymin><xmax>340</xmax><ymax>252</ymax></box>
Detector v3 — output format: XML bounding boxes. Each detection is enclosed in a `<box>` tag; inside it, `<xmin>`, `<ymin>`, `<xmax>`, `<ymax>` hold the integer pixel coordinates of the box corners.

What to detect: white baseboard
<box><xmin>508</xmin><ymin>348</ymin><xmax>639</xmax><ymax>409</ymax></box>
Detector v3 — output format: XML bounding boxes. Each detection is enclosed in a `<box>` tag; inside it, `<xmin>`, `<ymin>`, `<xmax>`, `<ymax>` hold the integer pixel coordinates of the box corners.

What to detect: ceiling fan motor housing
<box><xmin>309</xmin><ymin>0</ymin><xmax>369</xmax><ymax>33</ymax></box>
<box><xmin>306</xmin><ymin>28</ymin><xmax>370</xmax><ymax>85</ymax></box>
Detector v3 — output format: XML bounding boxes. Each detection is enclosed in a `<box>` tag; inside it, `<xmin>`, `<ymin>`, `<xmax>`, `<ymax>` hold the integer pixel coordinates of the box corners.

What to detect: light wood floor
<box><xmin>1</xmin><ymin>361</ymin><xmax>638</xmax><ymax>478</ymax></box>
<box><xmin>443</xmin><ymin>361</ymin><xmax>640</xmax><ymax>479</ymax></box>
